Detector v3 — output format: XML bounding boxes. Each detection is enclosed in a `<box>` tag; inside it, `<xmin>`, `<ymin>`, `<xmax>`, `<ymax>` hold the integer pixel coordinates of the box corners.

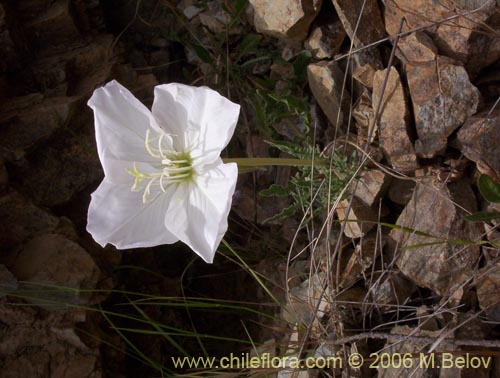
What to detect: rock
<box><xmin>249</xmin><ymin>0</ymin><xmax>322</xmax><ymax>41</ymax></box>
<box><xmin>353</xmin><ymin>89</ymin><xmax>376</xmax><ymax>145</ymax></box>
<box><xmin>304</xmin><ymin>21</ymin><xmax>346</xmax><ymax>59</ymax></box>
<box><xmin>14</xmin><ymin>129</ymin><xmax>103</xmax><ymax>207</ymax></box>
<box><xmin>0</xmin><ymin>305</ymin><xmax>101</xmax><ymax>378</ymax></box>
<box><xmin>476</xmin><ymin>261</ymin><xmax>500</xmax><ymax>321</ymax></box>
<box><xmin>0</xmin><ymin>191</ymin><xmax>59</xmax><ymax>253</ymax></box>
<box><xmin>11</xmin><ymin>234</ymin><xmax>100</xmax><ymax>307</ymax></box>
<box><xmin>336</xmin><ymin>198</ymin><xmax>377</xmax><ymax>239</ymax></box>
<box><xmin>351</xmin><ymin>49</ymin><xmax>383</xmax><ymax>89</ymax></box>
<box><xmin>353</xmin><ymin>169</ymin><xmax>391</xmax><ymax>207</ymax></box>
<box><xmin>389</xmin><ymin>179</ymin><xmax>483</xmax><ymax>296</ymax></box>
<box><xmin>456</xmin><ymin>109</ymin><xmax>500</xmax><ymax>181</ymax></box>
<box><xmin>384</xmin><ymin>0</ymin><xmax>498</xmax><ymax>72</ymax></box>
<box><xmin>0</xmin><ymin>95</ymin><xmax>80</xmax><ymax>161</ymax></box>
<box><xmin>282</xmin><ymin>273</ymin><xmax>330</xmax><ymax>327</ymax></box>
<box><xmin>406</xmin><ymin>57</ymin><xmax>480</xmax><ymax>158</ymax></box>
<box><xmin>340</xmin><ymin>235</ymin><xmax>381</xmax><ymax>288</ymax></box>
<box><xmin>372</xmin><ymin>67</ymin><xmax>418</xmax><ymax>172</ymax></box>
<box><xmin>370</xmin><ymin>273</ymin><xmax>414</xmax><ymax>312</ymax></box>
<box><xmin>397</xmin><ymin>31</ymin><xmax>438</xmax><ymax>63</ymax></box>
<box><xmin>388</xmin><ymin>178</ymin><xmax>416</xmax><ymax>206</ymax></box>
<box><xmin>331</xmin><ymin>0</ymin><xmax>385</xmax><ymax>47</ymax></box>
<box><xmin>0</xmin><ymin>264</ymin><xmax>17</xmax><ymax>298</ymax></box>
<box><xmin>307</xmin><ymin>61</ymin><xmax>350</xmax><ymax>130</ymax></box>
<box><xmin>198</xmin><ymin>1</ymin><xmax>233</xmax><ymax>34</ymax></box>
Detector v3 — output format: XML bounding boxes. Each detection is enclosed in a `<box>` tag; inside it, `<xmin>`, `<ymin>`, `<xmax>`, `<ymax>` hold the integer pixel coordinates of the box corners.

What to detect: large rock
<box><xmin>331</xmin><ymin>0</ymin><xmax>385</xmax><ymax>47</ymax></box>
<box><xmin>476</xmin><ymin>261</ymin><xmax>500</xmax><ymax>321</ymax></box>
<box><xmin>397</xmin><ymin>31</ymin><xmax>438</xmax><ymax>63</ymax></box>
<box><xmin>249</xmin><ymin>0</ymin><xmax>322</xmax><ymax>41</ymax></box>
<box><xmin>389</xmin><ymin>179</ymin><xmax>483</xmax><ymax>296</ymax></box>
<box><xmin>0</xmin><ymin>95</ymin><xmax>80</xmax><ymax>161</ymax></box>
<box><xmin>456</xmin><ymin>109</ymin><xmax>500</xmax><ymax>181</ymax></box>
<box><xmin>406</xmin><ymin>57</ymin><xmax>479</xmax><ymax>158</ymax></box>
<box><xmin>11</xmin><ymin>234</ymin><xmax>100</xmax><ymax>307</ymax></box>
<box><xmin>304</xmin><ymin>21</ymin><xmax>346</xmax><ymax>59</ymax></box>
<box><xmin>384</xmin><ymin>0</ymin><xmax>499</xmax><ymax>75</ymax></box>
<box><xmin>351</xmin><ymin>49</ymin><xmax>383</xmax><ymax>89</ymax></box>
<box><xmin>0</xmin><ymin>191</ymin><xmax>59</xmax><ymax>253</ymax></box>
<box><xmin>372</xmin><ymin>67</ymin><xmax>418</xmax><ymax>172</ymax></box>
<box><xmin>353</xmin><ymin>169</ymin><xmax>391</xmax><ymax>207</ymax></box>
<box><xmin>307</xmin><ymin>61</ymin><xmax>350</xmax><ymax>130</ymax></box>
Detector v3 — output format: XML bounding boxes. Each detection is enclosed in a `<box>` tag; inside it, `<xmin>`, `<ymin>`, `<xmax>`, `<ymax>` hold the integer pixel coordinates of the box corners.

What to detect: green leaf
<box><xmin>191</xmin><ymin>44</ymin><xmax>214</xmax><ymax>65</ymax></box>
<box><xmin>464</xmin><ymin>211</ymin><xmax>500</xmax><ymax>222</ymax></box>
<box><xmin>236</xmin><ymin>34</ymin><xmax>263</xmax><ymax>61</ymax></box>
<box><xmin>292</xmin><ymin>50</ymin><xmax>312</xmax><ymax>82</ymax></box>
<box><xmin>478</xmin><ymin>174</ymin><xmax>500</xmax><ymax>203</ymax></box>
<box><xmin>262</xmin><ymin>203</ymin><xmax>298</xmax><ymax>224</ymax></box>
<box><xmin>260</xmin><ymin>184</ymin><xmax>290</xmax><ymax>197</ymax></box>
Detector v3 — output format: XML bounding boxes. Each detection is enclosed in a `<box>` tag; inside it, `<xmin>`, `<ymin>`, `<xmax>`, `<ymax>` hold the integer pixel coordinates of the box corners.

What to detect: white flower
<box><xmin>87</xmin><ymin>80</ymin><xmax>240</xmax><ymax>263</ymax></box>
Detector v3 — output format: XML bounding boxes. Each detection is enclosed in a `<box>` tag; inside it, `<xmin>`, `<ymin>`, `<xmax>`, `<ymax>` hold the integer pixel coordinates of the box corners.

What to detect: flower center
<box><xmin>126</xmin><ymin>129</ymin><xmax>194</xmax><ymax>203</ymax></box>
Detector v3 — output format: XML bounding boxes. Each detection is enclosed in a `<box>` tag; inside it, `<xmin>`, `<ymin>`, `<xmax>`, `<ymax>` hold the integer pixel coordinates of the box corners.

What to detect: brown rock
<box><xmin>372</xmin><ymin>67</ymin><xmax>418</xmax><ymax>172</ymax></box>
<box><xmin>340</xmin><ymin>235</ymin><xmax>382</xmax><ymax>288</ymax></box>
<box><xmin>307</xmin><ymin>61</ymin><xmax>350</xmax><ymax>130</ymax></box>
<box><xmin>249</xmin><ymin>0</ymin><xmax>322</xmax><ymax>41</ymax></box>
<box><xmin>397</xmin><ymin>31</ymin><xmax>438</xmax><ymax>63</ymax></box>
<box><xmin>370</xmin><ymin>273</ymin><xmax>414</xmax><ymax>311</ymax></box>
<box><xmin>406</xmin><ymin>58</ymin><xmax>479</xmax><ymax>158</ymax></box>
<box><xmin>384</xmin><ymin>0</ymin><xmax>499</xmax><ymax>75</ymax></box>
<box><xmin>390</xmin><ymin>179</ymin><xmax>483</xmax><ymax>296</ymax></box>
<box><xmin>388</xmin><ymin>178</ymin><xmax>416</xmax><ymax>206</ymax></box>
<box><xmin>0</xmin><ymin>191</ymin><xmax>59</xmax><ymax>253</ymax></box>
<box><xmin>353</xmin><ymin>89</ymin><xmax>376</xmax><ymax>145</ymax></box>
<box><xmin>351</xmin><ymin>49</ymin><xmax>383</xmax><ymax>89</ymax></box>
<box><xmin>336</xmin><ymin>198</ymin><xmax>377</xmax><ymax>239</ymax></box>
<box><xmin>456</xmin><ymin>109</ymin><xmax>500</xmax><ymax>181</ymax></box>
<box><xmin>0</xmin><ymin>95</ymin><xmax>80</xmax><ymax>161</ymax></box>
<box><xmin>353</xmin><ymin>169</ymin><xmax>391</xmax><ymax>207</ymax></box>
<box><xmin>476</xmin><ymin>261</ymin><xmax>500</xmax><ymax>321</ymax></box>
<box><xmin>11</xmin><ymin>234</ymin><xmax>100</xmax><ymax>307</ymax></box>
<box><xmin>304</xmin><ymin>21</ymin><xmax>346</xmax><ymax>59</ymax></box>
<box><xmin>331</xmin><ymin>0</ymin><xmax>385</xmax><ymax>47</ymax></box>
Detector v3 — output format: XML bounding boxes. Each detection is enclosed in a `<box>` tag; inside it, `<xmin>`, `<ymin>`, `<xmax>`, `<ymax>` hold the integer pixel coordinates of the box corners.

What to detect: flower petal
<box><xmin>87</xmin><ymin>179</ymin><xmax>178</xmax><ymax>249</ymax></box>
<box><xmin>88</xmin><ymin>80</ymin><xmax>161</xmax><ymax>183</ymax></box>
<box><xmin>164</xmin><ymin>161</ymin><xmax>238</xmax><ymax>263</ymax></box>
<box><xmin>152</xmin><ymin>83</ymin><xmax>240</xmax><ymax>158</ymax></box>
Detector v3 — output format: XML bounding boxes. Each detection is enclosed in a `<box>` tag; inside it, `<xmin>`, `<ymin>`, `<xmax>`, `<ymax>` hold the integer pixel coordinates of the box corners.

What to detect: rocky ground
<box><xmin>1</xmin><ymin>0</ymin><xmax>500</xmax><ymax>377</ymax></box>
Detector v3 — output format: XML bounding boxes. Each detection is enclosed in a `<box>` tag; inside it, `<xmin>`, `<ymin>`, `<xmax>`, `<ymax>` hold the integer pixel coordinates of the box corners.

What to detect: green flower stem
<box><xmin>223</xmin><ymin>157</ymin><xmax>327</xmax><ymax>167</ymax></box>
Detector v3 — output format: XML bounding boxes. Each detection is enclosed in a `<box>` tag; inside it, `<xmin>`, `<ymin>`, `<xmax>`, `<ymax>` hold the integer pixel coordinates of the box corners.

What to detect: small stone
<box><xmin>331</xmin><ymin>0</ymin><xmax>385</xmax><ymax>47</ymax></box>
<box><xmin>372</xmin><ymin>67</ymin><xmax>418</xmax><ymax>172</ymax></box>
<box><xmin>353</xmin><ymin>89</ymin><xmax>376</xmax><ymax>145</ymax></box>
<box><xmin>307</xmin><ymin>61</ymin><xmax>350</xmax><ymax>130</ymax></box>
<box><xmin>406</xmin><ymin>57</ymin><xmax>480</xmax><ymax>158</ymax></box>
<box><xmin>249</xmin><ymin>0</ymin><xmax>322</xmax><ymax>41</ymax></box>
<box><xmin>353</xmin><ymin>169</ymin><xmax>391</xmax><ymax>207</ymax></box>
<box><xmin>476</xmin><ymin>261</ymin><xmax>500</xmax><ymax>321</ymax></box>
<box><xmin>340</xmin><ymin>235</ymin><xmax>381</xmax><ymax>288</ymax></box>
<box><xmin>336</xmin><ymin>198</ymin><xmax>377</xmax><ymax>239</ymax></box>
<box><xmin>11</xmin><ymin>234</ymin><xmax>100</xmax><ymax>308</ymax></box>
<box><xmin>149</xmin><ymin>36</ymin><xmax>169</xmax><ymax>48</ymax></box>
<box><xmin>351</xmin><ymin>49</ymin><xmax>383</xmax><ymax>89</ymax></box>
<box><xmin>390</xmin><ymin>179</ymin><xmax>483</xmax><ymax>296</ymax></box>
<box><xmin>456</xmin><ymin>109</ymin><xmax>500</xmax><ymax>181</ymax></box>
<box><xmin>371</xmin><ymin>273</ymin><xmax>415</xmax><ymax>311</ymax></box>
<box><xmin>304</xmin><ymin>21</ymin><xmax>346</xmax><ymax>59</ymax></box>
<box><xmin>397</xmin><ymin>31</ymin><xmax>438</xmax><ymax>63</ymax></box>
<box><xmin>183</xmin><ymin>5</ymin><xmax>203</xmax><ymax>20</ymax></box>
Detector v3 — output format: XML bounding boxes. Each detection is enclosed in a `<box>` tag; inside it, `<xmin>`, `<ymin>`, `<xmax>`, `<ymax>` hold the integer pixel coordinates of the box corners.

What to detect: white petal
<box><xmin>87</xmin><ymin>179</ymin><xmax>178</xmax><ymax>249</ymax></box>
<box><xmin>164</xmin><ymin>162</ymin><xmax>238</xmax><ymax>263</ymax></box>
<box><xmin>152</xmin><ymin>83</ymin><xmax>240</xmax><ymax>157</ymax></box>
<box><xmin>88</xmin><ymin>80</ymin><xmax>160</xmax><ymax>183</ymax></box>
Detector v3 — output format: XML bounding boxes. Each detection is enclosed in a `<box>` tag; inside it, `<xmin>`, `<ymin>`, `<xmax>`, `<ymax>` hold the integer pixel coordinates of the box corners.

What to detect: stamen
<box><xmin>145</xmin><ymin>129</ymin><xmax>161</xmax><ymax>158</ymax></box>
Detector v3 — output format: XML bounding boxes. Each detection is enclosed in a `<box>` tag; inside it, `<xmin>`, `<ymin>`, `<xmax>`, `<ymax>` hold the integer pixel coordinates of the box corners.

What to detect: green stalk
<box><xmin>222</xmin><ymin>157</ymin><xmax>327</xmax><ymax>167</ymax></box>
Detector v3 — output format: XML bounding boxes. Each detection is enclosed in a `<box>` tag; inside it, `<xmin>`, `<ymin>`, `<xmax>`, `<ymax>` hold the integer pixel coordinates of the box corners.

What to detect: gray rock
<box><xmin>406</xmin><ymin>57</ymin><xmax>479</xmax><ymax>158</ymax></box>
